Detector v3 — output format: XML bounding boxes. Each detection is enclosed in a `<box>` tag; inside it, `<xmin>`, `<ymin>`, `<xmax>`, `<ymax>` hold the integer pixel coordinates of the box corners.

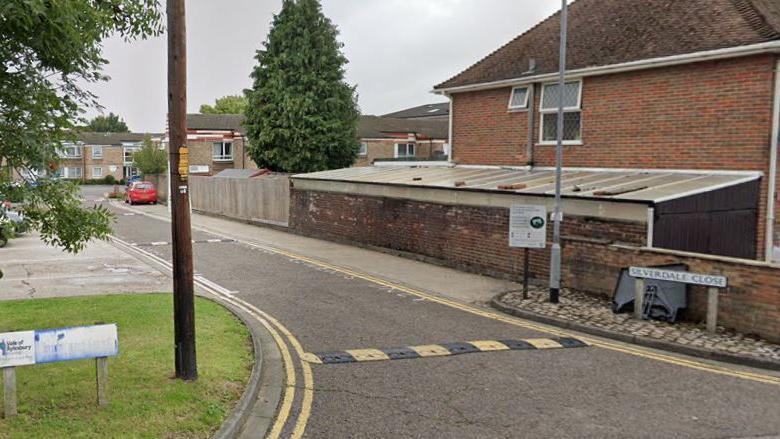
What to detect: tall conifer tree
<box><xmin>244</xmin><ymin>0</ymin><xmax>359</xmax><ymax>172</ymax></box>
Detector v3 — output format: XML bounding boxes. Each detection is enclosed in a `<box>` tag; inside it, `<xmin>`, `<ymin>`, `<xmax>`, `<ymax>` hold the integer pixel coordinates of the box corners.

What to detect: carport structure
<box><xmin>293</xmin><ymin>165</ymin><xmax>762</xmax><ymax>259</ymax></box>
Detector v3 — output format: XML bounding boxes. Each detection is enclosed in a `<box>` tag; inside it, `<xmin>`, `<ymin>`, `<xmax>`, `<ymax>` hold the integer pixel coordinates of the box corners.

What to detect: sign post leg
<box><xmin>522</xmin><ymin>249</ymin><xmax>530</xmax><ymax>300</ymax></box>
<box><xmin>96</xmin><ymin>357</ymin><xmax>109</xmax><ymax>407</ymax></box>
<box><xmin>706</xmin><ymin>287</ymin><xmax>719</xmax><ymax>333</ymax></box>
<box><xmin>3</xmin><ymin>367</ymin><xmax>17</xmax><ymax>418</ymax></box>
<box><xmin>634</xmin><ymin>278</ymin><xmax>645</xmax><ymax>320</ymax></box>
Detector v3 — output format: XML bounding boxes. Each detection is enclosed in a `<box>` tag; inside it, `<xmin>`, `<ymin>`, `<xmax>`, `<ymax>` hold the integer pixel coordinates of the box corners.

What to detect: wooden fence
<box><xmin>188</xmin><ymin>175</ymin><xmax>290</xmax><ymax>226</ymax></box>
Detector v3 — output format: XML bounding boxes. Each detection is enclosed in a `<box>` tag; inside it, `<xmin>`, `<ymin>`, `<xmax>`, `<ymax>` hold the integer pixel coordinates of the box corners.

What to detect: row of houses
<box><xmin>50</xmin><ymin>108</ymin><xmax>449</xmax><ymax>182</ymax></box>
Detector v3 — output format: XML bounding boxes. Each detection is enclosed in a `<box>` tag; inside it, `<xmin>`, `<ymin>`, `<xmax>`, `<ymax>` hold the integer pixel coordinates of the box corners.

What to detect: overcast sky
<box><xmin>86</xmin><ymin>1</ymin><xmax>560</xmax><ymax>132</ymax></box>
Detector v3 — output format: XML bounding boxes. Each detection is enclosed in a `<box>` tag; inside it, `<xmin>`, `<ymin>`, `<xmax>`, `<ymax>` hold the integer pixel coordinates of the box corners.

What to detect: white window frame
<box><xmin>92</xmin><ymin>166</ymin><xmax>103</xmax><ymax>178</ymax></box>
<box><xmin>507</xmin><ymin>86</ymin><xmax>530</xmax><ymax>111</ymax></box>
<box><xmin>394</xmin><ymin>143</ymin><xmax>415</xmax><ymax>158</ymax></box>
<box><xmin>358</xmin><ymin>142</ymin><xmax>368</xmax><ymax>156</ymax></box>
<box><xmin>60</xmin><ymin>143</ymin><xmax>82</xmax><ymax>158</ymax></box>
<box><xmin>212</xmin><ymin>141</ymin><xmax>234</xmax><ymax>162</ymax></box>
<box><xmin>61</xmin><ymin>166</ymin><xmax>82</xmax><ymax>179</ymax></box>
<box><xmin>91</xmin><ymin>145</ymin><xmax>103</xmax><ymax>159</ymax></box>
<box><xmin>539</xmin><ymin>79</ymin><xmax>583</xmax><ymax>145</ymax></box>
<box><xmin>123</xmin><ymin>146</ymin><xmax>140</xmax><ymax>165</ymax></box>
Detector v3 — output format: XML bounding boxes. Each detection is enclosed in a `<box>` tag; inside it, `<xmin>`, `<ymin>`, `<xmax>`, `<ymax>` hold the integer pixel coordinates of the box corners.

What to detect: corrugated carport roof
<box><xmin>293</xmin><ymin>166</ymin><xmax>761</xmax><ymax>204</ymax></box>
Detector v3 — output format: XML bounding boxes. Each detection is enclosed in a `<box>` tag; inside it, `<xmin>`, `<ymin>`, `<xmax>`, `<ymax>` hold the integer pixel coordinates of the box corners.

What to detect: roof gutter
<box><xmin>767</xmin><ymin>57</ymin><xmax>780</xmax><ymax>262</ymax></box>
<box><xmin>432</xmin><ymin>41</ymin><xmax>780</xmax><ymax>95</ymax></box>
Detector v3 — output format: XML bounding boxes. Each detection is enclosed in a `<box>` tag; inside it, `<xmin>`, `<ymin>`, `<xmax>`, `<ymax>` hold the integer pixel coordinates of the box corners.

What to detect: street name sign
<box><xmin>629</xmin><ymin>266</ymin><xmax>727</xmax><ymax>288</ymax></box>
<box><xmin>509</xmin><ymin>204</ymin><xmax>547</xmax><ymax>249</ymax></box>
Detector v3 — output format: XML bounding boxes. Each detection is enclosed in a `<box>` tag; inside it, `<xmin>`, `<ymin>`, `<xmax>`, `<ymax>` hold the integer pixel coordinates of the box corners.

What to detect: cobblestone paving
<box><xmin>499</xmin><ymin>288</ymin><xmax>780</xmax><ymax>363</ymax></box>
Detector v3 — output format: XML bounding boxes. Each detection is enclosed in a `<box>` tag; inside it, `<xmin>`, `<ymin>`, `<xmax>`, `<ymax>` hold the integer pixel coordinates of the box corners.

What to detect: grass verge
<box><xmin>0</xmin><ymin>294</ymin><xmax>252</xmax><ymax>438</ymax></box>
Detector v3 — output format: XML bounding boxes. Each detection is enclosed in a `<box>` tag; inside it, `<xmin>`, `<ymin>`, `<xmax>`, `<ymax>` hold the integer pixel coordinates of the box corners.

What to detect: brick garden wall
<box><xmin>291</xmin><ymin>188</ymin><xmax>780</xmax><ymax>343</ymax></box>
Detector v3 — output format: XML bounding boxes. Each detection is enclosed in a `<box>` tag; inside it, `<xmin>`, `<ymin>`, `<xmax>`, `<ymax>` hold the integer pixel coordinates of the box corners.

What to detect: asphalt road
<box><xmin>81</xmin><ymin>186</ymin><xmax>780</xmax><ymax>439</ymax></box>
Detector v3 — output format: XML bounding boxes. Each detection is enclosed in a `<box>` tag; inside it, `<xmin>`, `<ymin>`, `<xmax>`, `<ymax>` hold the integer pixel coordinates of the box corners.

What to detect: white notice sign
<box><xmin>629</xmin><ymin>267</ymin><xmax>728</xmax><ymax>288</ymax></box>
<box><xmin>509</xmin><ymin>204</ymin><xmax>547</xmax><ymax>249</ymax></box>
<box><xmin>0</xmin><ymin>331</ymin><xmax>36</xmax><ymax>368</ymax></box>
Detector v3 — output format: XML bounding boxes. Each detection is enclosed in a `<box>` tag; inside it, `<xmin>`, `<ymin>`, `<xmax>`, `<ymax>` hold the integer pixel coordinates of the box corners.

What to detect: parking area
<box><xmin>0</xmin><ymin>232</ymin><xmax>170</xmax><ymax>301</ymax></box>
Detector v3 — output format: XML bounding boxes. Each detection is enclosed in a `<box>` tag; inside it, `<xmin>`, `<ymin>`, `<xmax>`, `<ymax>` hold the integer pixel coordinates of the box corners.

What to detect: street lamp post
<box><xmin>549</xmin><ymin>0</ymin><xmax>568</xmax><ymax>304</ymax></box>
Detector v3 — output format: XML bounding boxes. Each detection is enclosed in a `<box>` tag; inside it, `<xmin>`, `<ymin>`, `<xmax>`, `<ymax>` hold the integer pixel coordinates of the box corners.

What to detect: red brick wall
<box><xmin>452</xmin><ymin>88</ymin><xmax>530</xmax><ymax>165</ymax></box>
<box><xmin>451</xmin><ymin>55</ymin><xmax>779</xmax><ymax>259</ymax></box>
<box><xmin>565</xmin><ymin>241</ymin><xmax>780</xmax><ymax>342</ymax></box>
<box><xmin>291</xmin><ymin>189</ymin><xmax>780</xmax><ymax>342</ymax></box>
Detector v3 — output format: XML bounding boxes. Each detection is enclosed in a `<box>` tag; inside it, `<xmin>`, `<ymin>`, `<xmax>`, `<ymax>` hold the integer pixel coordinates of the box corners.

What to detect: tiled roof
<box><xmin>382</xmin><ymin>102</ymin><xmax>450</xmax><ymax>119</ymax></box>
<box><xmin>75</xmin><ymin>132</ymin><xmax>153</xmax><ymax>145</ymax></box>
<box><xmin>435</xmin><ymin>0</ymin><xmax>780</xmax><ymax>90</ymax></box>
<box><xmin>186</xmin><ymin>114</ymin><xmax>245</xmax><ymax>133</ymax></box>
<box><xmin>359</xmin><ymin>116</ymin><xmax>448</xmax><ymax>140</ymax></box>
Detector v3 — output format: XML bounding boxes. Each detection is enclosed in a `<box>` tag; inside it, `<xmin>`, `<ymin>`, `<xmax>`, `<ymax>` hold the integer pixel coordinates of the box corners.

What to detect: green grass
<box><xmin>0</xmin><ymin>294</ymin><xmax>253</xmax><ymax>438</ymax></box>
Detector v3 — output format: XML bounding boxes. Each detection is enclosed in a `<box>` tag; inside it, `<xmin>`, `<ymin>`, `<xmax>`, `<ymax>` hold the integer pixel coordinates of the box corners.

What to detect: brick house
<box><xmin>355</xmin><ymin>116</ymin><xmax>449</xmax><ymax>167</ymax></box>
<box><xmin>289</xmin><ymin>0</ymin><xmax>780</xmax><ymax>341</ymax></box>
<box><xmin>57</xmin><ymin>132</ymin><xmax>161</xmax><ymax>181</ymax></box>
<box><xmin>176</xmin><ymin>114</ymin><xmax>257</xmax><ymax>176</ymax></box>
<box><xmin>432</xmin><ymin>0</ymin><xmax>780</xmax><ymax>262</ymax></box>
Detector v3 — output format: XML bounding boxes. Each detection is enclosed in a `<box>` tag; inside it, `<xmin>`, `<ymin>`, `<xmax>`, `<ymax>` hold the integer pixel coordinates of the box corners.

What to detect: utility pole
<box><xmin>167</xmin><ymin>0</ymin><xmax>197</xmax><ymax>380</ymax></box>
<box><xmin>549</xmin><ymin>0</ymin><xmax>568</xmax><ymax>304</ymax></box>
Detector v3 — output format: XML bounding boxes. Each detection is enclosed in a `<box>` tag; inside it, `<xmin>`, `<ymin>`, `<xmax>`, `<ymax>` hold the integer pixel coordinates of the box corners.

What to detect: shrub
<box><xmin>103</xmin><ymin>175</ymin><xmax>117</xmax><ymax>185</ymax></box>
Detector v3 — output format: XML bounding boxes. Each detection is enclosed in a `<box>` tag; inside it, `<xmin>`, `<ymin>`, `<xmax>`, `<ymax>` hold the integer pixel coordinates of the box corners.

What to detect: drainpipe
<box><xmin>447</xmin><ymin>93</ymin><xmax>454</xmax><ymax>164</ymax></box>
<box><xmin>766</xmin><ymin>58</ymin><xmax>780</xmax><ymax>261</ymax></box>
<box><xmin>526</xmin><ymin>83</ymin><xmax>536</xmax><ymax>166</ymax></box>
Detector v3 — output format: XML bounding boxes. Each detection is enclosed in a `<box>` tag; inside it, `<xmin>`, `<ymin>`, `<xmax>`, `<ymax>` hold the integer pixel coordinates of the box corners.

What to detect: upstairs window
<box><xmin>123</xmin><ymin>147</ymin><xmax>139</xmax><ymax>165</ymax></box>
<box><xmin>395</xmin><ymin>143</ymin><xmax>415</xmax><ymax>158</ymax></box>
<box><xmin>213</xmin><ymin>141</ymin><xmax>233</xmax><ymax>161</ymax></box>
<box><xmin>508</xmin><ymin>86</ymin><xmax>529</xmax><ymax>110</ymax></box>
<box><xmin>91</xmin><ymin>145</ymin><xmax>103</xmax><ymax>159</ymax></box>
<box><xmin>358</xmin><ymin>143</ymin><xmax>368</xmax><ymax>156</ymax></box>
<box><xmin>540</xmin><ymin>80</ymin><xmax>582</xmax><ymax>144</ymax></box>
<box><xmin>61</xmin><ymin>144</ymin><xmax>82</xmax><ymax>158</ymax></box>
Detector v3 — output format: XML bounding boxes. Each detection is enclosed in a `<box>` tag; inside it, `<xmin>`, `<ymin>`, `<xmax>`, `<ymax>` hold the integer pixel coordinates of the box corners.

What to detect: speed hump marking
<box><xmin>509</xmin><ymin>204</ymin><xmax>547</xmax><ymax>248</ymax></box>
<box><xmin>302</xmin><ymin>337</ymin><xmax>589</xmax><ymax>365</ymax></box>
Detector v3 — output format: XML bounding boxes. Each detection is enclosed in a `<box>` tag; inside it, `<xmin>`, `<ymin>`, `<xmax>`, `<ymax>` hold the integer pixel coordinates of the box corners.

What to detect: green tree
<box><xmin>0</xmin><ymin>0</ymin><xmax>163</xmax><ymax>253</ymax></box>
<box><xmin>132</xmin><ymin>134</ymin><xmax>167</xmax><ymax>176</ymax></box>
<box><xmin>86</xmin><ymin>112</ymin><xmax>130</xmax><ymax>132</ymax></box>
<box><xmin>199</xmin><ymin>95</ymin><xmax>248</xmax><ymax>114</ymax></box>
<box><xmin>244</xmin><ymin>0</ymin><xmax>359</xmax><ymax>173</ymax></box>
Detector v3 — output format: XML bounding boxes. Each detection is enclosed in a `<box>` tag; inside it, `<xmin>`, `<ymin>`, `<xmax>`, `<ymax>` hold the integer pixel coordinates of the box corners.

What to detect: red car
<box><xmin>125</xmin><ymin>181</ymin><xmax>158</xmax><ymax>205</ymax></box>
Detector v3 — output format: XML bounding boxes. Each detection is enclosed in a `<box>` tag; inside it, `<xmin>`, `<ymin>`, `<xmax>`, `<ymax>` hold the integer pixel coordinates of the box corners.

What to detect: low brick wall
<box><xmin>290</xmin><ymin>188</ymin><xmax>780</xmax><ymax>343</ymax></box>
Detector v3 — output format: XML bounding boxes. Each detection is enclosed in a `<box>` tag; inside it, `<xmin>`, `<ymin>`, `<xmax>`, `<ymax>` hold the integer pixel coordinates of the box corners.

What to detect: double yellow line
<box><xmin>238</xmin><ymin>244</ymin><xmax>780</xmax><ymax>386</ymax></box>
<box><xmin>109</xmin><ymin>233</ymin><xmax>314</xmax><ymax>439</ymax></box>
<box><xmin>110</xmin><ymin>200</ymin><xmax>780</xmax><ymax>438</ymax></box>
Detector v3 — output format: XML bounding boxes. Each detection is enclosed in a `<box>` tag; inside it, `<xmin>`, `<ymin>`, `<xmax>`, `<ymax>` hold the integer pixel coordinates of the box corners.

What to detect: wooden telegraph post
<box><xmin>167</xmin><ymin>0</ymin><xmax>198</xmax><ymax>380</ymax></box>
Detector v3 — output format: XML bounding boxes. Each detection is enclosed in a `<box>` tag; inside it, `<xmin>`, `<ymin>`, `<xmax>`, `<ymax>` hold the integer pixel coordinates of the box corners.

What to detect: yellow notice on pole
<box><xmin>178</xmin><ymin>146</ymin><xmax>189</xmax><ymax>180</ymax></box>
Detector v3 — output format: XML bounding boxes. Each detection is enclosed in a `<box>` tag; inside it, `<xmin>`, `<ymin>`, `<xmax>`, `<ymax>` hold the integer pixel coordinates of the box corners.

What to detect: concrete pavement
<box><xmin>87</xmin><ymin>186</ymin><xmax>780</xmax><ymax>438</ymax></box>
<box><xmin>0</xmin><ymin>232</ymin><xmax>169</xmax><ymax>301</ymax></box>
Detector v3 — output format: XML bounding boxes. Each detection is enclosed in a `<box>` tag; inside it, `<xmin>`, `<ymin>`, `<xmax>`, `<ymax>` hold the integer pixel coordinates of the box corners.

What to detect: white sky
<box><xmin>85</xmin><ymin>0</ymin><xmax>560</xmax><ymax>132</ymax></box>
